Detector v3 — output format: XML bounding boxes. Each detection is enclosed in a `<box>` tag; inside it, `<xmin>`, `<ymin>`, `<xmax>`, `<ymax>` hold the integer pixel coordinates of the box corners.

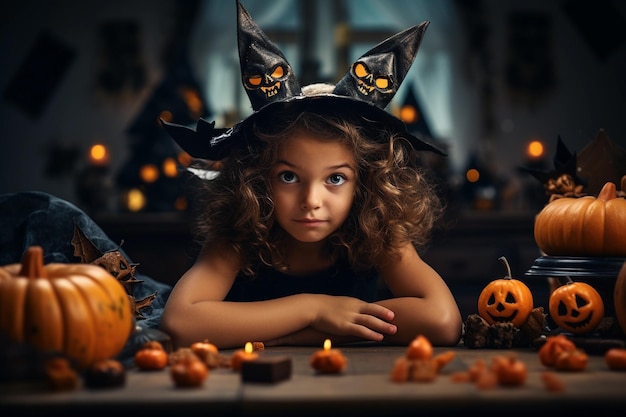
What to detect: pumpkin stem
<box><xmin>598</xmin><ymin>181</ymin><xmax>616</xmax><ymax>201</ymax></box>
<box><xmin>19</xmin><ymin>246</ymin><xmax>47</xmax><ymax>278</ymax></box>
<box><xmin>498</xmin><ymin>256</ymin><xmax>512</xmax><ymax>279</ymax></box>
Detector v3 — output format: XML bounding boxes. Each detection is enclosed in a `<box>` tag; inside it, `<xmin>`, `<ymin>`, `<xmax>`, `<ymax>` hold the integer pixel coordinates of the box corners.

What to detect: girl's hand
<box><xmin>309</xmin><ymin>295</ymin><xmax>397</xmax><ymax>341</ymax></box>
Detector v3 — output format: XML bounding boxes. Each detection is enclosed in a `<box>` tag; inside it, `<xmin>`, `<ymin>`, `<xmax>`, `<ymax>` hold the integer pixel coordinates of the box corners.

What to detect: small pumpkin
<box><xmin>538</xmin><ymin>334</ymin><xmax>576</xmax><ymax>367</ymax></box>
<box><xmin>190</xmin><ymin>339</ymin><xmax>218</xmax><ymax>360</ymax></box>
<box><xmin>0</xmin><ymin>246</ymin><xmax>133</xmax><ymax>368</ymax></box>
<box><xmin>491</xmin><ymin>355</ymin><xmax>527</xmax><ymax>387</ymax></box>
<box><xmin>405</xmin><ymin>334</ymin><xmax>433</xmax><ymax>361</ymax></box>
<box><xmin>604</xmin><ymin>348</ymin><xmax>626</xmax><ymax>371</ymax></box>
<box><xmin>477</xmin><ymin>256</ymin><xmax>534</xmax><ymax>327</ymax></box>
<box><xmin>134</xmin><ymin>340</ymin><xmax>169</xmax><ymax>370</ymax></box>
<box><xmin>170</xmin><ymin>353</ymin><xmax>208</xmax><ymax>388</ymax></box>
<box><xmin>554</xmin><ymin>349</ymin><xmax>588</xmax><ymax>372</ymax></box>
<box><xmin>549</xmin><ymin>277</ymin><xmax>604</xmax><ymax>334</ymax></box>
<box><xmin>534</xmin><ymin>181</ymin><xmax>626</xmax><ymax>256</ymax></box>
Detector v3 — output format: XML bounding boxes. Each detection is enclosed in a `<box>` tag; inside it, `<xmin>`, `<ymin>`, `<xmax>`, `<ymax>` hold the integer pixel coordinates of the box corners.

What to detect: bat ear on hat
<box><xmin>334</xmin><ymin>21</ymin><xmax>430</xmax><ymax>109</ymax></box>
<box><xmin>237</xmin><ymin>0</ymin><xmax>301</xmax><ymax>111</ymax></box>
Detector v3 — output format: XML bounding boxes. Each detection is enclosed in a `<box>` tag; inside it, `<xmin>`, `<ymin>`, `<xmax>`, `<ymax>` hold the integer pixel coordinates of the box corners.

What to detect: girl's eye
<box><xmin>278</xmin><ymin>171</ymin><xmax>298</xmax><ymax>183</ymax></box>
<box><xmin>327</xmin><ymin>174</ymin><xmax>346</xmax><ymax>185</ymax></box>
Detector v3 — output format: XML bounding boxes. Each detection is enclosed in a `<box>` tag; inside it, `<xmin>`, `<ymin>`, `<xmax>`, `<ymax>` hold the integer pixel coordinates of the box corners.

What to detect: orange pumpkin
<box><xmin>0</xmin><ymin>246</ymin><xmax>133</xmax><ymax>368</ymax></box>
<box><xmin>534</xmin><ymin>181</ymin><xmax>626</xmax><ymax>256</ymax></box>
<box><xmin>134</xmin><ymin>340</ymin><xmax>169</xmax><ymax>370</ymax></box>
<box><xmin>549</xmin><ymin>277</ymin><xmax>604</xmax><ymax>334</ymax></box>
<box><xmin>478</xmin><ymin>256</ymin><xmax>534</xmax><ymax>327</ymax></box>
<box><xmin>615</xmin><ymin>262</ymin><xmax>626</xmax><ymax>336</ymax></box>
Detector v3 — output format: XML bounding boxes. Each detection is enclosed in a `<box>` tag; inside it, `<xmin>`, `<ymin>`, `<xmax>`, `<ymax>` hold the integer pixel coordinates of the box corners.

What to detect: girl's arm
<box><xmin>374</xmin><ymin>242</ymin><xmax>464</xmax><ymax>346</ymax></box>
<box><xmin>159</xmin><ymin>243</ymin><xmax>397</xmax><ymax>349</ymax></box>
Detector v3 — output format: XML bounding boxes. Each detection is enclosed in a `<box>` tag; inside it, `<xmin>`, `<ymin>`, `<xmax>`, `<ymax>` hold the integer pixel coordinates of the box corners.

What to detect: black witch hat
<box><xmin>162</xmin><ymin>0</ymin><xmax>445</xmax><ymax>161</ymax></box>
<box><xmin>519</xmin><ymin>136</ymin><xmax>587</xmax><ymax>187</ymax></box>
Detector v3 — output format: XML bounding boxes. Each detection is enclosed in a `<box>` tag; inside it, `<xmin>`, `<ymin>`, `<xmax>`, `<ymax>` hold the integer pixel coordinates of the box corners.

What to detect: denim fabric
<box><xmin>0</xmin><ymin>191</ymin><xmax>172</xmax><ymax>330</ymax></box>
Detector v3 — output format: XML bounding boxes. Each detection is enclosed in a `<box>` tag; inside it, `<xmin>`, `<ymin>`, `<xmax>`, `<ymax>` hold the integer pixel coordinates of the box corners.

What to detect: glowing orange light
<box><xmin>162</xmin><ymin>157</ymin><xmax>178</xmax><ymax>178</ymax></box>
<box><xmin>399</xmin><ymin>105</ymin><xmax>418</xmax><ymax>124</ymax></box>
<box><xmin>89</xmin><ymin>144</ymin><xmax>109</xmax><ymax>166</ymax></box>
<box><xmin>181</xmin><ymin>87</ymin><xmax>203</xmax><ymax>119</ymax></box>
<box><xmin>159</xmin><ymin>110</ymin><xmax>173</xmax><ymax>123</ymax></box>
<box><xmin>177</xmin><ymin>151</ymin><xmax>192</xmax><ymax>167</ymax></box>
<box><xmin>244</xmin><ymin>342</ymin><xmax>253</xmax><ymax>354</ymax></box>
<box><xmin>323</xmin><ymin>339</ymin><xmax>332</xmax><ymax>351</ymax></box>
<box><xmin>527</xmin><ymin>140</ymin><xmax>545</xmax><ymax>159</ymax></box>
<box><xmin>174</xmin><ymin>196</ymin><xmax>187</xmax><ymax>211</ymax></box>
<box><xmin>125</xmin><ymin>188</ymin><xmax>146</xmax><ymax>212</ymax></box>
<box><xmin>466</xmin><ymin>168</ymin><xmax>480</xmax><ymax>183</ymax></box>
<box><xmin>140</xmin><ymin>164</ymin><xmax>159</xmax><ymax>183</ymax></box>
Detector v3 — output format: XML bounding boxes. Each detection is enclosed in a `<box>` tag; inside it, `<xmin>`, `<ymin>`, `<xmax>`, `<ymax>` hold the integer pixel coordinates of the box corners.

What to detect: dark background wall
<box><xmin>1</xmin><ymin>0</ymin><xmax>625</xmax><ymax>210</ymax></box>
<box><xmin>1</xmin><ymin>0</ymin><xmax>625</xmax><ymax>317</ymax></box>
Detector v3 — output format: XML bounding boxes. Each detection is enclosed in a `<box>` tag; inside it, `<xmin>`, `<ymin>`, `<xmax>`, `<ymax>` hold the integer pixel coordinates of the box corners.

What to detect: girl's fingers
<box><xmin>360</xmin><ymin>302</ymin><xmax>395</xmax><ymax>322</ymax></box>
<box><xmin>355</xmin><ymin>311</ymin><xmax>397</xmax><ymax>336</ymax></box>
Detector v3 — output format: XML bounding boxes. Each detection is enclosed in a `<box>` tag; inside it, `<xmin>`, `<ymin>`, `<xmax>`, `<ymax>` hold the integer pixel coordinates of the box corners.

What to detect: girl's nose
<box><xmin>301</xmin><ymin>184</ymin><xmax>321</xmax><ymax>210</ymax></box>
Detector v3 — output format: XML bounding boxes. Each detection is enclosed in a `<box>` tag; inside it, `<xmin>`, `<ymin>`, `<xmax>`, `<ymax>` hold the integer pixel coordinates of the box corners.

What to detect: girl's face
<box><xmin>270</xmin><ymin>133</ymin><xmax>357</xmax><ymax>244</ymax></box>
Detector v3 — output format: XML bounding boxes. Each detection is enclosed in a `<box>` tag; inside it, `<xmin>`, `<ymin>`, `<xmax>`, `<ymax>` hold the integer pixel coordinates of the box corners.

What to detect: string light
<box><xmin>124</xmin><ymin>188</ymin><xmax>146</xmax><ymax>212</ymax></box>
<box><xmin>162</xmin><ymin>157</ymin><xmax>178</xmax><ymax>178</ymax></box>
<box><xmin>140</xmin><ymin>164</ymin><xmax>159</xmax><ymax>183</ymax></box>
<box><xmin>466</xmin><ymin>168</ymin><xmax>480</xmax><ymax>183</ymax></box>
<box><xmin>88</xmin><ymin>143</ymin><xmax>109</xmax><ymax>166</ymax></box>
<box><xmin>526</xmin><ymin>140</ymin><xmax>545</xmax><ymax>159</ymax></box>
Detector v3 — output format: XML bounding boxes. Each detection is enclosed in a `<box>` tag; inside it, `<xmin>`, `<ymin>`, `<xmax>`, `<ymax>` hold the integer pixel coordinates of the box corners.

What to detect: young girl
<box><xmin>160</xmin><ymin>1</ymin><xmax>463</xmax><ymax>349</ymax></box>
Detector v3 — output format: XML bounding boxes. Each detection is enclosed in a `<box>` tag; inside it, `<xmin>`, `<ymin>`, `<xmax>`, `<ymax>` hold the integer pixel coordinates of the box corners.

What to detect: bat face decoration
<box><xmin>350</xmin><ymin>57</ymin><xmax>395</xmax><ymax>97</ymax></box>
<box><xmin>161</xmin><ymin>0</ymin><xmax>445</xmax><ymax>162</ymax></box>
<box><xmin>243</xmin><ymin>63</ymin><xmax>287</xmax><ymax>99</ymax></box>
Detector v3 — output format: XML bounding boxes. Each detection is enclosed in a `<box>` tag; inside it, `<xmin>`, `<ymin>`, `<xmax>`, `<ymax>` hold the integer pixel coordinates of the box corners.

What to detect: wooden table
<box><xmin>2</xmin><ymin>344</ymin><xmax>625</xmax><ymax>417</ymax></box>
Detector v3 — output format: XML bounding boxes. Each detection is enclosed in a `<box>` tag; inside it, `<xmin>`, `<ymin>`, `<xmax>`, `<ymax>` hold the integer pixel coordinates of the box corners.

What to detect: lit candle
<box><xmin>230</xmin><ymin>342</ymin><xmax>259</xmax><ymax>372</ymax></box>
<box><xmin>310</xmin><ymin>339</ymin><xmax>347</xmax><ymax>374</ymax></box>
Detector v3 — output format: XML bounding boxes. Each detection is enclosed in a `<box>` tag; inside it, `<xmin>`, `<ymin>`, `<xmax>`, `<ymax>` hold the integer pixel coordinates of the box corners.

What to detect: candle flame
<box><xmin>323</xmin><ymin>339</ymin><xmax>331</xmax><ymax>351</ymax></box>
<box><xmin>244</xmin><ymin>342</ymin><xmax>253</xmax><ymax>354</ymax></box>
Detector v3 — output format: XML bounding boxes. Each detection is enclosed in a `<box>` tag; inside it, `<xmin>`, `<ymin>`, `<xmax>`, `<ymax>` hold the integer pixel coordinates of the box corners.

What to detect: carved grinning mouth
<box><xmin>488</xmin><ymin>309</ymin><xmax>518</xmax><ymax>323</ymax></box>
<box><xmin>563</xmin><ymin>312</ymin><xmax>593</xmax><ymax>329</ymax></box>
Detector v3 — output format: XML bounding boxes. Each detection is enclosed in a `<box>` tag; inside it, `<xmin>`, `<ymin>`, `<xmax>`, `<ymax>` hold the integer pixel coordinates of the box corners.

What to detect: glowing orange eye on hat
<box><xmin>354</xmin><ymin>63</ymin><xmax>368</xmax><ymax>78</ymax></box>
<box><xmin>248</xmin><ymin>75</ymin><xmax>262</xmax><ymax>86</ymax></box>
<box><xmin>375</xmin><ymin>77</ymin><xmax>389</xmax><ymax>89</ymax></box>
<box><xmin>271</xmin><ymin>65</ymin><xmax>284</xmax><ymax>79</ymax></box>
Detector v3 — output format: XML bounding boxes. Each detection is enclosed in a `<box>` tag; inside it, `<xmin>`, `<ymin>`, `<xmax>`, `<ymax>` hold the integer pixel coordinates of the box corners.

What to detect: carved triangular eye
<box><xmin>505</xmin><ymin>292</ymin><xmax>516</xmax><ymax>304</ymax></box>
<box><xmin>487</xmin><ymin>294</ymin><xmax>495</xmax><ymax>306</ymax></box>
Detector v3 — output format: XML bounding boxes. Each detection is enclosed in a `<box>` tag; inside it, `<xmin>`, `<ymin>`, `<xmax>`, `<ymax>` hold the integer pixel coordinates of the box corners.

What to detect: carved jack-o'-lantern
<box><xmin>478</xmin><ymin>257</ymin><xmax>534</xmax><ymax>328</ymax></box>
<box><xmin>549</xmin><ymin>277</ymin><xmax>604</xmax><ymax>334</ymax></box>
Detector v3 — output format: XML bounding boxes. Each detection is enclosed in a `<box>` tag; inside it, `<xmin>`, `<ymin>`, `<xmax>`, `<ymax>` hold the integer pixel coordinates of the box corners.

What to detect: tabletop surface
<box><xmin>2</xmin><ymin>343</ymin><xmax>625</xmax><ymax>417</ymax></box>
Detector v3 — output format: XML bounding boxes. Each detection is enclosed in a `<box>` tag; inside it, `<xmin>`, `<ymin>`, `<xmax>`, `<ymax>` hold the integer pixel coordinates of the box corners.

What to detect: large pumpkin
<box><xmin>549</xmin><ymin>277</ymin><xmax>604</xmax><ymax>334</ymax></box>
<box><xmin>0</xmin><ymin>246</ymin><xmax>133</xmax><ymax>368</ymax></box>
<box><xmin>478</xmin><ymin>256</ymin><xmax>534</xmax><ymax>327</ymax></box>
<box><xmin>534</xmin><ymin>181</ymin><xmax>626</xmax><ymax>256</ymax></box>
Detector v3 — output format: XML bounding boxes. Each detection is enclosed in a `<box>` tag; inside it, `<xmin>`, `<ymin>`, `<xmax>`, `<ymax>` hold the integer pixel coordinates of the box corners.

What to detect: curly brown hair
<box><xmin>188</xmin><ymin>107</ymin><xmax>443</xmax><ymax>276</ymax></box>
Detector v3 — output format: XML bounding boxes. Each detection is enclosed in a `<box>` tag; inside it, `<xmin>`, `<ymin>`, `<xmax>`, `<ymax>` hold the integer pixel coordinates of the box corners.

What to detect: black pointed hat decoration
<box><xmin>519</xmin><ymin>135</ymin><xmax>588</xmax><ymax>199</ymax></box>
<box><xmin>162</xmin><ymin>0</ymin><xmax>445</xmax><ymax>161</ymax></box>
